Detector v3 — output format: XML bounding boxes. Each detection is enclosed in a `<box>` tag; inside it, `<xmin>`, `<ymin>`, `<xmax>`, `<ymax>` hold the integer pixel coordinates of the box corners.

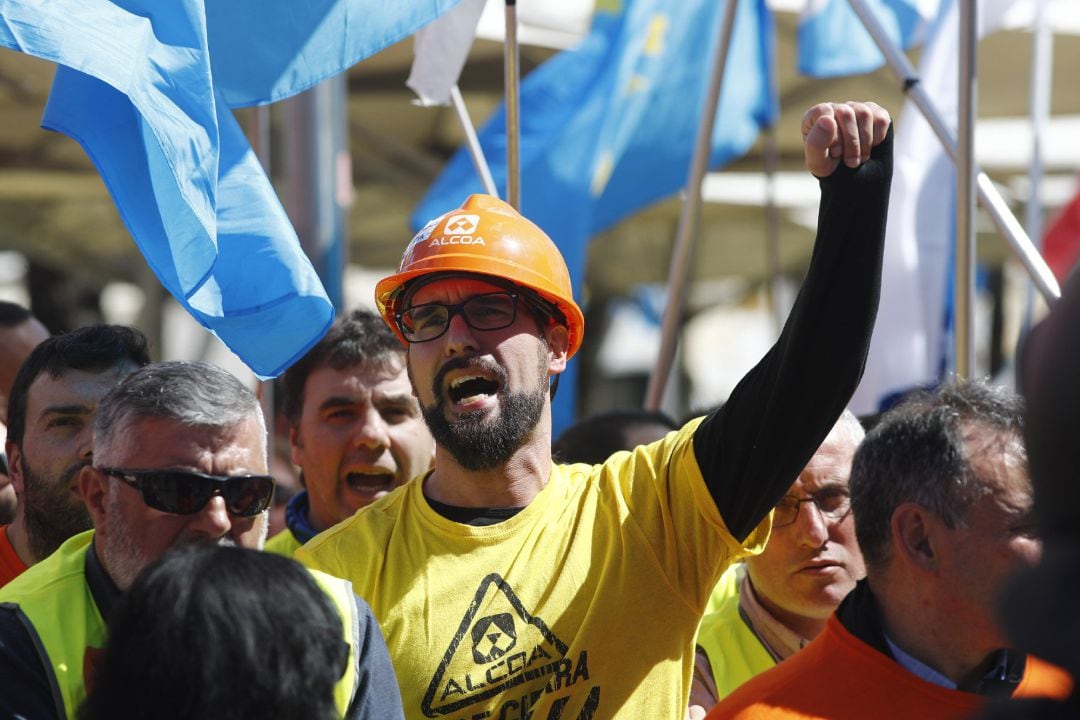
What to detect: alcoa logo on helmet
<box><xmin>431</xmin><ymin>214</ymin><xmax>485</xmax><ymax>246</ymax></box>
<box><xmin>403</xmin><ymin>216</ymin><xmax>441</xmax><ymax>257</ymax></box>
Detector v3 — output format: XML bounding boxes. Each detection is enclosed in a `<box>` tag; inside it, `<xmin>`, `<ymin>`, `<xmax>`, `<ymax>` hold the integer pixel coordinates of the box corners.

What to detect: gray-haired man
<box><xmin>0</xmin><ymin>361</ymin><xmax>404</xmax><ymax>720</ymax></box>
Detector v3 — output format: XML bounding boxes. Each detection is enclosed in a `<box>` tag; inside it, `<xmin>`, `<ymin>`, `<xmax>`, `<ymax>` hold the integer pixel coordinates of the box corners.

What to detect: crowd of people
<box><xmin>0</xmin><ymin>99</ymin><xmax>1076</xmax><ymax>719</ymax></box>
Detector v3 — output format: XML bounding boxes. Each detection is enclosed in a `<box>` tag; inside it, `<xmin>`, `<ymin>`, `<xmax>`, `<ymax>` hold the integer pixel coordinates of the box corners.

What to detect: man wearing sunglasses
<box><xmin>0</xmin><ymin>362</ymin><xmax>404</xmax><ymax>719</ymax></box>
<box><xmin>1</xmin><ymin>324</ymin><xmax>148</xmax><ymax>589</ymax></box>
<box><xmin>265</xmin><ymin>308</ymin><xmax>435</xmax><ymax>557</ymax></box>
<box><xmin>299</xmin><ymin>101</ymin><xmax>893</xmax><ymax>719</ymax></box>
<box><xmin>692</xmin><ymin>410</ymin><xmax>865</xmax><ymax>712</ymax></box>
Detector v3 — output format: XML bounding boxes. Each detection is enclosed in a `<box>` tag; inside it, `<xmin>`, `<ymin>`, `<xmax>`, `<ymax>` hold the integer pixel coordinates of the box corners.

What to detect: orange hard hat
<box><xmin>375</xmin><ymin>194</ymin><xmax>585</xmax><ymax>359</ymax></box>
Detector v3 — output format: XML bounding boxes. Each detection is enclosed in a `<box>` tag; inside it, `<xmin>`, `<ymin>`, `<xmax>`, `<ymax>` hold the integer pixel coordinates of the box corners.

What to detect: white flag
<box><xmin>851</xmin><ymin>0</ymin><xmax>1026</xmax><ymax>413</ymax></box>
<box><xmin>407</xmin><ymin>0</ymin><xmax>487</xmax><ymax>106</ymax></box>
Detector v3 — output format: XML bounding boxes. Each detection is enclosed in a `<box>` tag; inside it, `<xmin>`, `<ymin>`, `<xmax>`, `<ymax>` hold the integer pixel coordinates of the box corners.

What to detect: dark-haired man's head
<box><xmin>283</xmin><ymin>309</ymin><xmax>434</xmax><ymax>532</ymax></box>
<box><xmin>551</xmin><ymin>409</ymin><xmax>678</xmax><ymax>464</ymax></box>
<box><xmin>4</xmin><ymin>325</ymin><xmax>149</xmax><ymax>566</ymax></box>
<box><xmin>0</xmin><ymin>301</ymin><xmax>49</xmax><ymax>426</ymax></box>
<box><xmin>849</xmin><ymin>380</ymin><xmax>1038</xmax><ymax>678</ymax></box>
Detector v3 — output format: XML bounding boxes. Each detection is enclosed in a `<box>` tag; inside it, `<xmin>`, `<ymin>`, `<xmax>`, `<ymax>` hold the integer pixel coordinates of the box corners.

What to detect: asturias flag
<box><xmin>0</xmin><ymin>0</ymin><xmax>459</xmax><ymax>377</ymax></box>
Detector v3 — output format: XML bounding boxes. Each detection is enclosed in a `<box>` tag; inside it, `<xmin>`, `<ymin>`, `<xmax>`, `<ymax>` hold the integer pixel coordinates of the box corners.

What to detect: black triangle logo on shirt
<box><xmin>421</xmin><ymin>573</ymin><xmax>569</xmax><ymax>717</ymax></box>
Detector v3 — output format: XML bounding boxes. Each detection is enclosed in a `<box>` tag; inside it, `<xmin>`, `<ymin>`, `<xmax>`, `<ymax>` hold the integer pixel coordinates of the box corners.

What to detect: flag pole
<box><xmin>644</xmin><ymin>0</ymin><xmax>740</xmax><ymax>411</ymax></box>
<box><xmin>955</xmin><ymin>0</ymin><xmax>977</xmax><ymax>377</ymax></box>
<box><xmin>504</xmin><ymin>0</ymin><xmax>522</xmax><ymax>209</ymax></box>
<box><xmin>763</xmin><ymin>11</ymin><xmax>785</xmax><ymax>337</ymax></box>
<box><xmin>451</xmin><ymin>84</ymin><xmax>499</xmax><ymax>198</ymax></box>
<box><xmin>1023</xmin><ymin>0</ymin><xmax>1053</xmax><ymax>332</ymax></box>
<box><xmin>845</xmin><ymin>0</ymin><xmax>1060</xmax><ymax>306</ymax></box>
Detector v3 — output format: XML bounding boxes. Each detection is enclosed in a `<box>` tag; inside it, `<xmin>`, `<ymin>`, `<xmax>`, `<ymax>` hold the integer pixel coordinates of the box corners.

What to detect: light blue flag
<box><xmin>0</xmin><ymin>0</ymin><xmax>458</xmax><ymax>377</ymax></box>
<box><xmin>797</xmin><ymin>0</ymin><xmax>939</xmax><ymax>78</ymax></box>
<box><xmin>413</xmin><ymin>0</ymin><xmax>777</xmax><ymax>434</ymax></box>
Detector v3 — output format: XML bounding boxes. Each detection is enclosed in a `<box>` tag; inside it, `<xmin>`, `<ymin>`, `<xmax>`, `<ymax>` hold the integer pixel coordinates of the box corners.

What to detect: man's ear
<box><xmin>79</xmin><ymin>465</ymin><xmax>110</xmax><ymax>531</ymax></box>
<box><xmin>5</xmin><ymin>441</ymin><xmax>24</xmax><ymax>495</ymax></box>
<box><xmin>289</xmin><ymin>425</ymin><xmax>303</xmax><ymax>466</ymax></box>
<box><xmin>891</xmin><ymin>502</ymin><xmax>938</xmax><ymax>571</ymax></box>
<box><xmin>545</xmin><ymin>324</ymin><xmax>570</xmax><ymax>374</ymax></box>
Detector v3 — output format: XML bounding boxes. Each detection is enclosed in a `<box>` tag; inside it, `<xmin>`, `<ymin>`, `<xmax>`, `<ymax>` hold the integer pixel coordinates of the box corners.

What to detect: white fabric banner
<box><xmin>851</xmin><ymin>0</ymin><xmax>1027</xmax><ymax>413</ymax></box>
<box><xmin>407</xmin><ymin>0</ymin><xmax>487</xmax><ymax>107</ymax></box>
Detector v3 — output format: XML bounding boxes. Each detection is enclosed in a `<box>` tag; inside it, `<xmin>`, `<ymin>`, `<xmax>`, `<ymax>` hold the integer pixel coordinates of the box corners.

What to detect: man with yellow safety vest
<box><xmin>0</xmin><ymin>361</ymin><xmax>404</xmax><ymax>719</ymax></box>
<box><xmin>299</xmin><ymin>101</ymin><xmax>894</xmax><ymax>719</ymax></box>
<box><xmin>265</xmin><ymin>308</ymin><xmax>434</xmax><ymax>557</ymax></box>
<box><xmin>691</xmin><ymin>410</ymin><xmax>865</xmax><ymax>711</ymax></box>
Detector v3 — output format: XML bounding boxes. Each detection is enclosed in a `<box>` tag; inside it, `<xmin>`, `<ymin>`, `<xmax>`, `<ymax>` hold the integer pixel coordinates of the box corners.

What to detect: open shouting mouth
<box><xmin>437</xmin><ymin>357</ymin><xmax>506</xmax><ymax>413</ymax></box>
<box><xmin>345</xmin><ymin>469</ymin><xmax>397</xmax><ymax>499</ymax></box>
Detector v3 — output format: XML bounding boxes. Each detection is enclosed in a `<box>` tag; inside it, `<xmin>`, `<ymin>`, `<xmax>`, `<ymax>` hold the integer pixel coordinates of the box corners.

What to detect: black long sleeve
<box><xmin>694</xmin><ymin>127</ymin><xmax>894</xmax><ymax>542</ymax></box>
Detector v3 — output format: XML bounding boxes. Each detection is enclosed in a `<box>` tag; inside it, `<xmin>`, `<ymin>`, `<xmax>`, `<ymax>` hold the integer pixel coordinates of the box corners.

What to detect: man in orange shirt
<box><xmin>708</xmin><ymin>381</ymin><xmax>1071</xmax><ymax>720</ymax></box>
<box><xmin>0</xmin><ymin>325</ymin><xmax>148</xmax><ymax>587</ymax></box>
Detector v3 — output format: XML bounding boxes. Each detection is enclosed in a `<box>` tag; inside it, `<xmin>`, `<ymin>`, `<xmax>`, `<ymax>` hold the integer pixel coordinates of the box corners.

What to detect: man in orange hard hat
<box><xmin>299</xmin><ymin>101</ymin><xmax>894</xmax><ymax>719</ymax></box>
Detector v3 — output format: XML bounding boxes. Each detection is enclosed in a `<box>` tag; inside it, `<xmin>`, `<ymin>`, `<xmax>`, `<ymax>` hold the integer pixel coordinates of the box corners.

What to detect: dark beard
<box><xmin>20</xmin><ymin>456</ymin><xmax>92</xmax><ymax>561</ymax></box>
<box><xmin>421</xmin><ymin>353</ymin><xmax>548</xmax><ymax>472</ymax></box>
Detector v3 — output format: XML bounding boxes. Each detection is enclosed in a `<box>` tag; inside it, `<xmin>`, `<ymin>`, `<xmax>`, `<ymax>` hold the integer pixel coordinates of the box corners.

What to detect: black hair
<box><xmin>0</xmin><ymin>300</ymin><xmax>34</xmax><ymax>327</ymax></box>
<box><xmin>282</xmin><ymin>308</ymin><xmax>404</xmax><ymax>427</ymax></box>
<box><xmin>849</xmin><ymin>379</ymin><xmax>1025</xmax><ymax>572</ymax></box>
<box><xmin>552</xmin><ymin>408</ymin><xmax>679</xmax><ymax>464</ymax></box>
<box><xmin>78</xmin><ymin>544</ymin><xmax>346</xmax><ymax>720</ymax></box>
<box><xmin>6</xmin><ymin>325</ymin><xmax>150</xmax><ymax>448</ymax></box>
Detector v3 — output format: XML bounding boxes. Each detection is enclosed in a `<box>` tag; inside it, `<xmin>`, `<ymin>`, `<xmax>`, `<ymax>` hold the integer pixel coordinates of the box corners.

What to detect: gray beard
<box><xmin>20</xmin><ymin>457</ymin><xmax>92</xmax><ymax>562</ymax></box>
<box><xmin>100</xmin><ymin>493</ymin><xmax>249</xmax><ymax>591</ymax></box>
<box><xmin>99</xmin><ymin>489</ymin><xmax>152</xmax><ymax>591</ymax></box>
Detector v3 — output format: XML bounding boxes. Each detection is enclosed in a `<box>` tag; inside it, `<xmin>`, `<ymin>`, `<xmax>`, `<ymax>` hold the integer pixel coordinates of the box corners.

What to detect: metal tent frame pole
<box><xmin>504</xmin><ymin>0</ymin><xmax>522</xmax><ymax>209</ymax></box>
<box><xmin>846</xmin><ymin>0</ymin><xmax>1060</xmax><ymax>307</ymax></box>
<box><xmin>644</xmin><ymin>0</ymin><xmax>741</xmax><ymax>411</ymax></box>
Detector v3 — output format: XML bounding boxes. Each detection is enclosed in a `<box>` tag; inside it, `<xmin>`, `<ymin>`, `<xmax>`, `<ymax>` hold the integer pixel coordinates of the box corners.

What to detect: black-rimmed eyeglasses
<box><xmin>773</xmin><ymin>487</ymin><xmax>852</xmax><ymax>528</ymax></box>
<box><xmin>397</xmin><ymin>291</ymin><xmax>523</xmax><ymax>343</ymax></box>
<box><xmin>99</xmin><ymin>467</ymin><xmax>275</xmax><ymax>517</ymax></box>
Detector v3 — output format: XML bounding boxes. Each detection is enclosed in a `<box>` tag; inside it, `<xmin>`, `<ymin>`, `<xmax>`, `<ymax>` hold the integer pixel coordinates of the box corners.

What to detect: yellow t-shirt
<box><xmin>298</xmin><ymin>420</ymin><xmax>771</xmax><ymax>720</ymax></box>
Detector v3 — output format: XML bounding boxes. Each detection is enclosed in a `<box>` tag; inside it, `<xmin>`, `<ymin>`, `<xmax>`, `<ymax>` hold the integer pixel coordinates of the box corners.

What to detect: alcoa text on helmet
<box><xmin>375</xmin><ymin>194</ymin><xmax>585</xmax><ymax>360</ymax></box>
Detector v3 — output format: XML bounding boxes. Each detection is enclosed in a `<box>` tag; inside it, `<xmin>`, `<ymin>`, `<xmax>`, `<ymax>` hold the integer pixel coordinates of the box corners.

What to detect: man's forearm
<box><xmin>694</xmin><ymin>126</ymin><xmax>894</xmax><ymax>542</ymax></box>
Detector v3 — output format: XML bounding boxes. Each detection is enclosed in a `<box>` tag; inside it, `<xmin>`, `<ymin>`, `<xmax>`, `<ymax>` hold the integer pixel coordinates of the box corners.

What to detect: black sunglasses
<box><xmin>99</xmin><ymin>467</ymin><xmax>275</xmax><ymax>518</ymax></box>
